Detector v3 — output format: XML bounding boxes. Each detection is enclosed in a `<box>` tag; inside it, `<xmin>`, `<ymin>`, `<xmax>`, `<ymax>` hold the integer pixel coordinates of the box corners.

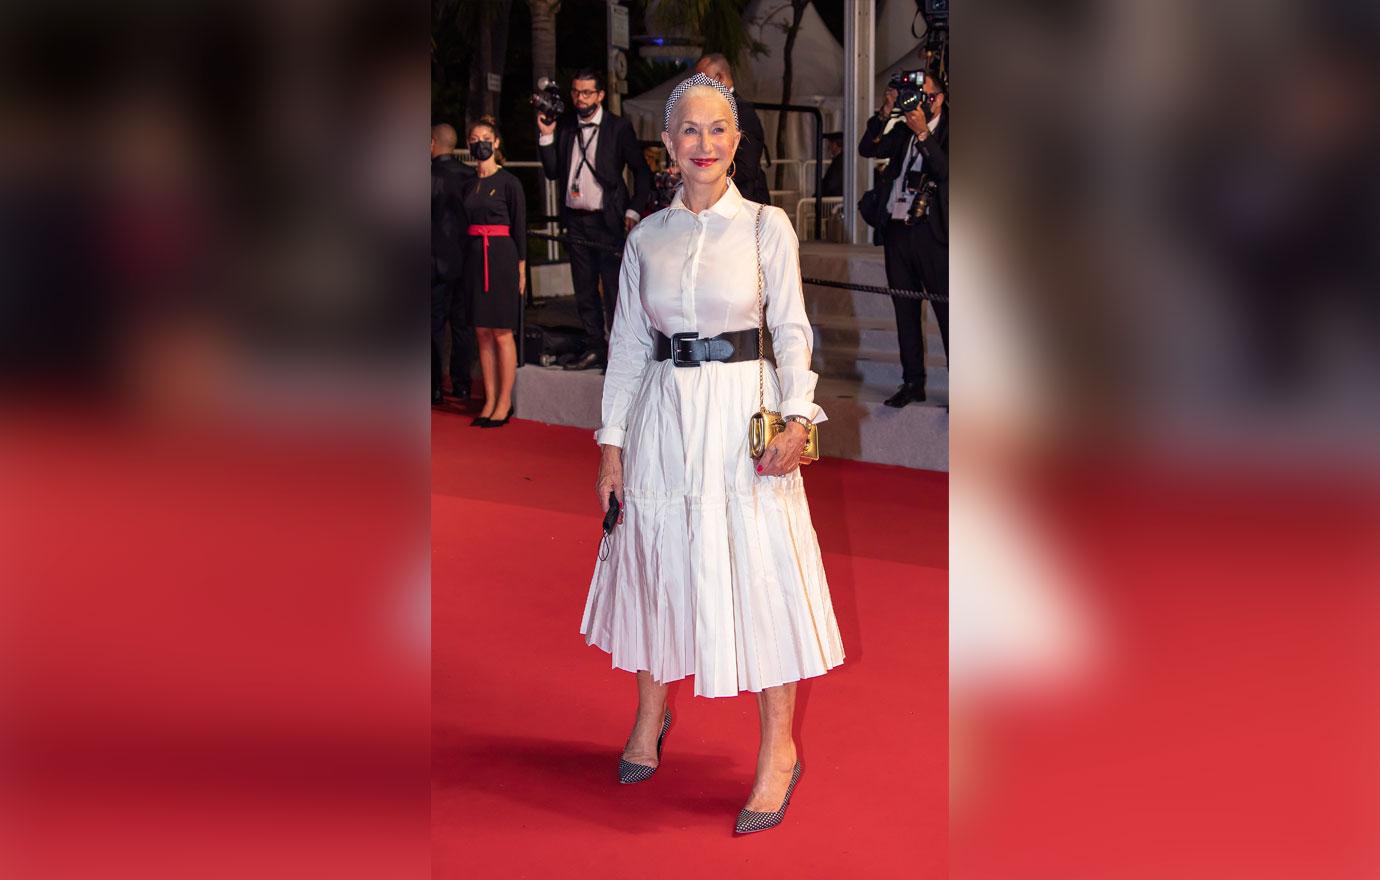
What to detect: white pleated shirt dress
<box><xmin>579</xmin><ymin>180</ymin><xmax>845</xmax><ymax>698</ymax></box>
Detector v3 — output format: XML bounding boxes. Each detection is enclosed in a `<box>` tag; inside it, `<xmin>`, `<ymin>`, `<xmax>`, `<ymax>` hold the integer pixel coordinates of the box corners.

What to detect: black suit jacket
<box><xmin>733</xmin><ymin>97</ymin><xmax>772</xmax><ymax>204</ymax></box>
<box><xmin>431</xmin><ymin>154</ymin><xmax>474</xmax><ymax>282</ymax></box>
<box><xmin>858</xmin><ymin>108</ymin><xmax>949</xmax><ymax>244</ymax></box>
<box><xmin>539</xmin><ymin>108</ymin><xmax>652</xmax><ymax>233</ymax></box>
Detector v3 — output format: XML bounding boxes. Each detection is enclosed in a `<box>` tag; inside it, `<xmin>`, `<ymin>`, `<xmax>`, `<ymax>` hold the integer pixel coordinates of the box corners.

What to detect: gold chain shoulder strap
<box><xmin>755</xmin><ymin>204</ymin><xmax>765</xmax><ymax>411</ymax></box>
<box><xmin>747</xmin><ymin>204</ymin><xmax>821</xmax><ymax>463</ymax></box>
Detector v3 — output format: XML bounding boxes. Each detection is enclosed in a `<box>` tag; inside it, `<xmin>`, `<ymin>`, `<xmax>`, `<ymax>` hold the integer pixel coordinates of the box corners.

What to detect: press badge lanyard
<box><xmin>890</xmin><ymin>137</ymin><xmax>923</xmax><ymax>218</ymax></box>
<box><xmin>571</xmin><ymin>124</ymin><xmax>598</xmax><ymax>196</ymax></box>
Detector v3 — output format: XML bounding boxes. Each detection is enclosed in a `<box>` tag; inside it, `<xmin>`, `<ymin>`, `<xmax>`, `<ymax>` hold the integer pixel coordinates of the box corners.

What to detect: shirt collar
<box><xmin>668</xmin><ymin>178</ymin><xmax>744</xmax><ymax>219</ymax></box>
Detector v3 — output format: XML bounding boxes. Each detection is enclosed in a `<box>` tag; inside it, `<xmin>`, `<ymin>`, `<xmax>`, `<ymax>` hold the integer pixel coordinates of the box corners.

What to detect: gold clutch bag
<box><xmin>747</xmin><ymin>204</ymin><xmax>820</xmax><ymax>465</ymax></box>
<box><xmin>749</xmin><ymin>409</ymin><xmax>820</xmax><ymax>462</ymax></box>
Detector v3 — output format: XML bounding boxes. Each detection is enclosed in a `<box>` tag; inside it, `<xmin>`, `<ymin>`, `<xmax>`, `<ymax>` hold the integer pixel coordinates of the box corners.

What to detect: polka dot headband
<box><xmin>663</xmin><ymin>73</ymin><xmax>739</xmax><ymax>132</ymax></box>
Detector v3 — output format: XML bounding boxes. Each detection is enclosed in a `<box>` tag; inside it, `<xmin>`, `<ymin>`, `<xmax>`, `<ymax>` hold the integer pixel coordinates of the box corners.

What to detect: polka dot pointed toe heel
<box><xmin>618</xmin><ymin>709</ymin><xmax>672</xmax><ymax>785</ymax></box>
<box><xmin>734</xmin><ymin>762</ymin><xmax>803</xmax><ymax>835</ymax></box>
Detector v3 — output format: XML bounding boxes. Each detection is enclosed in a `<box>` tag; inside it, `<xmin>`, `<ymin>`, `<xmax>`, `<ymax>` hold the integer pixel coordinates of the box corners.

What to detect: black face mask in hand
<box><xmin>469</xmin><ymin>140</ymin><xmax>494</xmax><ymax>162</ymax></box>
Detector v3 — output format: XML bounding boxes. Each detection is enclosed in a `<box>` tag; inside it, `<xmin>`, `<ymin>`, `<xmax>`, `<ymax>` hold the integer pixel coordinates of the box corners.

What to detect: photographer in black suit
<box><xmin>431</xmin><ymin>123</ymin><xmax>474</xmax><ymax>404</ymax></box>
<box><xmin>537</xmin><ymin>68</ymin><xmax>652</xmax><ymax>371</ymax></box>
<box><xmin>859</xmin><ymin>73</ymin><xmax>948</xmax><ymax>408</ymax></box>
<box><xmin>693</xmin><ymin>53</ymin><xmax>771</xmax><ymax>204</ymax></box>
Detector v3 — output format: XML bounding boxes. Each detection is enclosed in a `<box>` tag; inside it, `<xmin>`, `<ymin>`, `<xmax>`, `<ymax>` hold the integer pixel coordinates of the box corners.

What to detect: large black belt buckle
<box><xmin>671</xmin><ymin>331</ymin><xmax>701</xmax><ymax>368</ymax></box>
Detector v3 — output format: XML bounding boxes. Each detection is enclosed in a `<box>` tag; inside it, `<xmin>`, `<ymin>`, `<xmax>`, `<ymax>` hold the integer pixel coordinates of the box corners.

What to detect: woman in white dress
<box><xmin>579</xmin><ymin>74</ymin><xmax>845</xmax><ymax>834</ymax></box>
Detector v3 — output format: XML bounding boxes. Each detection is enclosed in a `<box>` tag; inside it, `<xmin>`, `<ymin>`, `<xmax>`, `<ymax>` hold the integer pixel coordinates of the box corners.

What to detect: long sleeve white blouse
<box><xmin>595</xmin><ymin>181</ymin><xmax>825</xmax><ymax>448</ymax></box>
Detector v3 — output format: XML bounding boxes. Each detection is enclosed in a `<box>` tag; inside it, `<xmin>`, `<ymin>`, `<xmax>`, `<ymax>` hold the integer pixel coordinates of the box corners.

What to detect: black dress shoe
<box><xmin>432</xmin><ymin>387</ymin><xmax>444</xmax><ymax>405</ymax></box>
<box><xmin>563</xmin><ymin>351</ymin><xmax>603</xmax><ymax>371</ymax></box>
<box><xmin>471</xmin><ymin>414</ymin><xmax>492</xmax><ymax>427</ymax></box>
<box><xmin>481</xmin><ymin>405</ymin><xmax>515</xmax><ymax>428</ymax></box>
<box><xmin>883</xmin><ymin>382</ymin><xmax>926</xmax><ymax>408</ymax></box>
<box><xmin>449</xmin><ymin>384</ymin><xmax>470</xmax><ymax>401</ymax></box>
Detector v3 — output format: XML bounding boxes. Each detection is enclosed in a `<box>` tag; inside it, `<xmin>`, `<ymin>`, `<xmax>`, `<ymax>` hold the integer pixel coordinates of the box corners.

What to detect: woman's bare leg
<box><xmin>491</xmin><ymin>329</ymin><xmax>516</xmax><ymax>416</ymax></box>
<box><xmin>744</xmin><ymin>682</ymin><xmax>799</xmax><ymax>811</ymax></box>
<box><xmin>621</xmin><ymin>670</ymin><xmax>670</xmax><ymax>767</ymax></box>
<box><xmin>475</xmin><ymin>327</ymin><xmax>497</xmax><ymax>419</ymax></box>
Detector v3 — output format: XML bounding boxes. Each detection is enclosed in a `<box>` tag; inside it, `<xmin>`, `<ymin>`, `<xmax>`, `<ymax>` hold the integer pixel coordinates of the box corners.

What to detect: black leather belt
<box><xmin>653</xmin><ymin>329</ymin><xmax>767</xmax><ymax>367</ymax></box>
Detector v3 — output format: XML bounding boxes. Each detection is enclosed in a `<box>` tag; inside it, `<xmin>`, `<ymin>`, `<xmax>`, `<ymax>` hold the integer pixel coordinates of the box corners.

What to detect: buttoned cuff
<box><xmin>538</xmin><ymin>133</ymin><xmax>554</xmax><ymax>146</ymax></box>
<box><xmin>624</xmin><ymin>209</ymin><xmax>641</xmax><ymax>223</ymax></box>
<box><xmin>594</xmin><ymin>426</ymin><xmax>625</xmax><ymax>447</ymax></box>
<box><xmin>779</xmin><ymin>399</ymin><xmax>826</xmax><ymax>425</ymax></box>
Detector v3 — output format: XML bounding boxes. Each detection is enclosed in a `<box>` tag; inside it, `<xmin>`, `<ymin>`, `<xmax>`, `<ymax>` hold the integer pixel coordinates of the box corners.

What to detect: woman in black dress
<box><xmin>463</xmin><ymin>117</ymin><xmax>526</xmax><ymax>428</ymax></box>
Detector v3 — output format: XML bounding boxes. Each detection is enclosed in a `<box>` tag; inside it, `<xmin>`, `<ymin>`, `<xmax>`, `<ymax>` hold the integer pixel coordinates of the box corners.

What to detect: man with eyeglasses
<box><xmin>538</xmin><ymin>68</ymin><xmax>652</xmax><ymax>371</ymax></box>
<box><xmin>859</xmin><ymin>71</ymin><xmax>949</xmax><ymax>409</ymax></box>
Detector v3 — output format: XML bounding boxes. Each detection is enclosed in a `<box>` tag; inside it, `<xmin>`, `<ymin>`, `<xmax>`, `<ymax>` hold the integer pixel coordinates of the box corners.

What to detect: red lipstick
<box><xmin>691</xmin><ymin>158</ymin><xmax>716</xmax><ymax>167</ymax></box>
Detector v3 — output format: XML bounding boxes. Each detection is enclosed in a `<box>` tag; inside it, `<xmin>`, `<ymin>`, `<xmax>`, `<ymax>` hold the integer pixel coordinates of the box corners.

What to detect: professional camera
<box><xmin>530</xmin><ymin>77</ymin><xmax>564</xmax><ymax>125</ymax></box>
<box><xmin>652</xmin><ymin>166</ymin><xmax>681</xmax><ymax>212</ymax></box>
<box><xmin>889</xmin><ymin>69</ymin><xmax>936</xmax><ymax>115</ymax></box>
<box><xmin>905</xmin><ymin>172</ymin><xmax>938</xmax><ymax>225</ymax></box>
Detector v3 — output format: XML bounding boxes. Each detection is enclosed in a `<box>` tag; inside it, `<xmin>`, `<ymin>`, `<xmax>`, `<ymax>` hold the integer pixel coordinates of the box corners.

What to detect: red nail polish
<box><xmin>756</xmin><ymin>466</ymin><xmax>762</xmax><ymax>473</ymax></box>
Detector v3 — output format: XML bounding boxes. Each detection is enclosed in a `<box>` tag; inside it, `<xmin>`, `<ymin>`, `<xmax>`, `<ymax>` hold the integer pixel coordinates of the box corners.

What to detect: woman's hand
<box><xmin>756</xmin><ymin>422</ymin><xmax>808</xmax><ymax>477</ymax></box>
<box><xmin>518</xmin><ymin>260</ymin><xmax>527</xmax><ymax>297</ymax></box>
<box><xmin>596</xmin><ymin>443</ymin><xmax>625</xmax><ymax>523</ymax></box>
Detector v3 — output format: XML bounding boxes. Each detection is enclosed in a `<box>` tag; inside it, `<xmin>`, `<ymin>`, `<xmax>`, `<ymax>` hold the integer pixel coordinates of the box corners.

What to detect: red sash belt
<box><xmin>467</xmin><ymin>225</ymin><xmax>510</xmax><ymax>292</ymax></box>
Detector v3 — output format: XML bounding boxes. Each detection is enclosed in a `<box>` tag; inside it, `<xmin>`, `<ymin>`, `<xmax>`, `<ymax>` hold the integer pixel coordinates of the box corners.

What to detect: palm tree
<box><xmin>468</xmin><ymin>1</ymin><xmax>514</xmax><ymax>126</ymax></box>
<box><xmin>770</xmin><ymin>0</ymin><xmax>809</xmax><ymax>184</ymax></box>
<box><xmin>528</xmin><ymin>0</ymin><xmax>562</xmax><ymax>88</ymax></box>
<box><xmin>646</xmin><ymin>0</ymin><xmax>766</xmax><ymax>71</ymax></box>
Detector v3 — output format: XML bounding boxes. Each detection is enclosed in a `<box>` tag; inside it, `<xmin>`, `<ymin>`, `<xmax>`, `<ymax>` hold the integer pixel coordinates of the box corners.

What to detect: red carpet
<box><xmin>432</xmin><ymin>405</ymin><xmax>947</xmax><ymax>879</ymax></box>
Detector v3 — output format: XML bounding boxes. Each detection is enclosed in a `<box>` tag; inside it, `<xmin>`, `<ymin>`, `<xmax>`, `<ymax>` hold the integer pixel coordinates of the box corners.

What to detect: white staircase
<box><xmin>799</xmin><ymin>243</ymin><xmax>947</xmax><ymax>471</ymax></box>
<box><xmin>508</xmin><ymin>243</ymin><xmax>949</xmax><ymax>472</ymax></box>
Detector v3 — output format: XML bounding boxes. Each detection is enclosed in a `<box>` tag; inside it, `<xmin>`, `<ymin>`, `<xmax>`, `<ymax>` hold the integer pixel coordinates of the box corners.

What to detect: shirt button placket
<box><xmin>683</xmin><ymin>215</ymin><xmax>708</xmax><ymax>331</ymax></box>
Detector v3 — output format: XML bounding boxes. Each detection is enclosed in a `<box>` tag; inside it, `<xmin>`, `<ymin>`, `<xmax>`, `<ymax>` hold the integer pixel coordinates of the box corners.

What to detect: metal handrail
<box><xmin>750</xmin><ymin>102</ymin><xmax>824</xmax><ymax>241</ymax></box>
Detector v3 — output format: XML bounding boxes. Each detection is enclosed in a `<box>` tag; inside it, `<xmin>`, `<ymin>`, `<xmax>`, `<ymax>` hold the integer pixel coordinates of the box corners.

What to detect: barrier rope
<box><xmin>527</xmin><ymin>230</ymin><xmax>947</xmax><ymax>304</ymax></box>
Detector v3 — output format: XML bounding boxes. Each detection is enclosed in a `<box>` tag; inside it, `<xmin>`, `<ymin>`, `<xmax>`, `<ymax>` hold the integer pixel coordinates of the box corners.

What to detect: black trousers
<box><xmin>565</xmin><ymin>211</ymin><xmax>624</xmax><ymax>355</ymax></box>
<box><xmin>431</xmin><ymin>278</ymin><xmax>450</xmax><ymax>393</ymax></box>
<box><xmin>448</xmin><ymin>277</ymin><xmax>474</xmax><ymax>390</ymax></box>
<box><xmin>883</xmin><ymin>219</ymin><xmax>949</xmax><ymax>386</ymax></box>
<box><xmin>432</xmin><ymin>277</ymin><xmax>474</xmax><ymax>392</ymax></box>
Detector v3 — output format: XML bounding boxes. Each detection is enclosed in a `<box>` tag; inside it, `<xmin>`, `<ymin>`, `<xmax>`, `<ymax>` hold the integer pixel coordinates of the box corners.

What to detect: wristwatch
<box><xmin>784</xmin><ymin>414</ymin><xmax>812</xmax><ymax>431</ymax></box>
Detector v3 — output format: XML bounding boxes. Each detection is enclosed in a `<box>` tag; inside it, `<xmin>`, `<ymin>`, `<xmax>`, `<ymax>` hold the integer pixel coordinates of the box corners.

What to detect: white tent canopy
<box><xmin>875</xmin><ymin>0</ymin><xmax>931</xmax><ymax>98</ymax></box>
<box><xmin>623</xmin><ymin>0</ymin><xmax>846</xmax><ymax>191</ymax></box>
<box><xmin>623</xmin><ymin>1</ymin><xmax>924</xmax><ymax>206</ymax></box>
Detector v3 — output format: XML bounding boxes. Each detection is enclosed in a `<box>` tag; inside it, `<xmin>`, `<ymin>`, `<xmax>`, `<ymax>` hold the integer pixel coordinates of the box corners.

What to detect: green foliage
<box><xmin>626</xmin><ymin>55</ymin><xmax>689</xmax><ymax>100</ymax></box>
<box><xmin>639</xmin><ymin>0</ymin><xmax>768</xmax><ymax>66</ymax></box>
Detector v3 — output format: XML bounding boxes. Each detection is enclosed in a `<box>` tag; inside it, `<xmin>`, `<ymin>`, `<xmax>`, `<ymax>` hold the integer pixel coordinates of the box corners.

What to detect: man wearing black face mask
<box><xmin>432</xmin><ymin>123</ymin><xmax>475</xmax><ymax>404</ymax></box>
<box><xmin>537</xmin><ymin>68</ymin><xmax>652</xmax><ymax>370</ymax></box>
<box><xmin>859</xmin><ymin>72</ymin><xmax>948</xmax><ymax>408</ymax></box>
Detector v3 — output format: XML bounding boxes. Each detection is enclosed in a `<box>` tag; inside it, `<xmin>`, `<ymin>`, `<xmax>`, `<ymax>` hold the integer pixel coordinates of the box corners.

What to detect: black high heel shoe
<box><xmin>618</xmin><ymin>709</ymin><xmax>671</xmax><ymax>784</ymax></box>
<box><xmin>480</xmin><ymin>405</ymin><xmax>514</xmax><ymax>428</ymax></box>
<box><xmin>734</xmin><ymin>761</ymin><xmax>802</xmax><ymax>834</ymax></box>
<box><xmin>470</xmin><ymin>413</ymin><xmax>493</xmax><ymax>427</ymax></box>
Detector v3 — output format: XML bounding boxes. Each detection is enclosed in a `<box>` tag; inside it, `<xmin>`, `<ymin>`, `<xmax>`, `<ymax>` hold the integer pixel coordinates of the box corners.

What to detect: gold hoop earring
<box><xmin>728</xmin><ymin>160</ymin><xmax>737</xmax><ymax>179</ymax></box>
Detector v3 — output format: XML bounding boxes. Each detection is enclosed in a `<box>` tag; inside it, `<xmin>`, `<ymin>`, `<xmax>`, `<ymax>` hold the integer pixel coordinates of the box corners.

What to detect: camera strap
<box><xmin>901</xmin><ymin>136</ymin><xmax>922</xmax><ymax>184</ymax></box>
<box><xmin>889</xmin><ymin>137</ymin><xmax>923</xmax><ymax>218</ymax></box>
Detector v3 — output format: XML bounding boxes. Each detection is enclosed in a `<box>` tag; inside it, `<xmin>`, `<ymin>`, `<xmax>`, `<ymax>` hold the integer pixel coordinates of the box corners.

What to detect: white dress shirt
<box><xmin>595</xmin><ymin>180</ymin><xmax>825</xmax><ymax>447</ymax></box>
<box><xmin>538</xmin><ymin>106</ymin><xmax>641</xmax><ymax>222</ymax></box>
<box><xmin>886</xmin><ymin>110</ymin><xmax>942</xmax><ymax>219</ymax></box>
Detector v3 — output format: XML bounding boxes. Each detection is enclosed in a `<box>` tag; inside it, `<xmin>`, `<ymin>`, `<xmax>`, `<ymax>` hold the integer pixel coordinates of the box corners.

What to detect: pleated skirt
<box><xmin>579</xmin><ymin>358</ymin><xmax>845</xmax><ymax>698</ymax></box>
